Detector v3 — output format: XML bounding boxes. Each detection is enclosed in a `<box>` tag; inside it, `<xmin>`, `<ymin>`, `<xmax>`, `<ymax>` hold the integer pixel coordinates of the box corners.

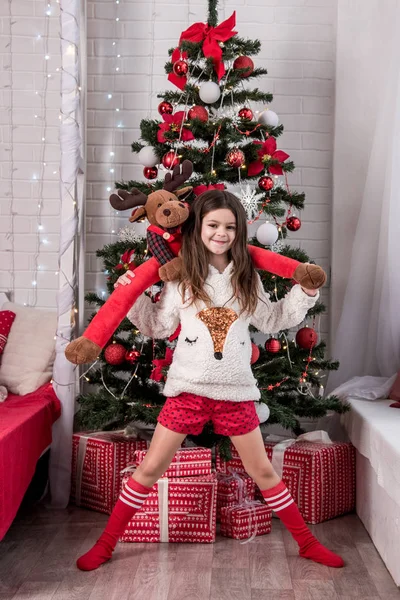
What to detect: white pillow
<box><xmin>0</xmin><ymin>301</ymin><xmax>57</xmax><ymax>395</ymax></box>
<box><xmin>328</xmin><ymin>375</ymin><xmax>397</xmax><ymax>402</ymax></box>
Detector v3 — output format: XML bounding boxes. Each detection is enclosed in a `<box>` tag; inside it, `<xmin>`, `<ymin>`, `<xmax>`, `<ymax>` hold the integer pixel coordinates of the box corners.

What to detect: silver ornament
<box><xmin>118</xmin><ymin>226</ymin><xmax>145</xmax><ymax>243</ymax></box>
<box><xmin>238</xmin><ymin>184</ymin><xmax>264</xmax><ymax>221</ymax></box>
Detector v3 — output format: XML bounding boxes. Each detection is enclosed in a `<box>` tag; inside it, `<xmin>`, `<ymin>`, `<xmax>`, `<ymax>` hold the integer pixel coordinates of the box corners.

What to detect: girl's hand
<box><xmin>301</xmin><ymin>286</ymin><xmax>318</xmax><ymax>297</ymax></box>
<box><xmin>114</xmin><ymin>269</ymin><xmax>135</xmax><ymax>288</ymax></box>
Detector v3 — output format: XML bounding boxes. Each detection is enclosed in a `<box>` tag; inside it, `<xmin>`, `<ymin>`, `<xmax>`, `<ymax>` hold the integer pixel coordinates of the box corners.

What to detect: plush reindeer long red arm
<box><xmin>65</xmin><ymin>160</ymin><xmax>325</xmax><ymax>365</ymax></box>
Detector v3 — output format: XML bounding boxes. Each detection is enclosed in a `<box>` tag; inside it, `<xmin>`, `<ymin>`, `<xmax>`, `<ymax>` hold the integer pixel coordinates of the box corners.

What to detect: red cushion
<box><xmin>0</xmin><ymin>310</ymin><xmax>16</xmax><ymax>356</ymax></box>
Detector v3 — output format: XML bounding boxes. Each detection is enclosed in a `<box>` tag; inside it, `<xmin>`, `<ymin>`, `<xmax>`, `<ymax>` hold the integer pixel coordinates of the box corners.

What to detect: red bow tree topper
<box><xmin>179</xmin><ymin>12</ymin><xmax>237</xmax><ymax>81</ymax></box>
<box><xmin>247</xmin><ymin>138</ymin><xmax>290</xmax><ymax>176</ymax></box>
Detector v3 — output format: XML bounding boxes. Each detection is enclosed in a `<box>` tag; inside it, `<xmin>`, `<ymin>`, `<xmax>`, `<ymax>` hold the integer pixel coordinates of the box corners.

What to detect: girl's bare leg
<box><xmin>77</xmin><ymin>424</ymin><xmax>186</xmax><ymax>571</ymax></box>
<box><xmin>230</xmin><ymin>427</ymin><xmax>344</xmax><ymax>568</ymax></box>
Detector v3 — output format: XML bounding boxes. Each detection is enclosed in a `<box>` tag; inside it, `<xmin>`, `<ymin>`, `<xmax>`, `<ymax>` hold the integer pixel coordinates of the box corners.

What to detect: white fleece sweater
<box><xmin>127</xmin><ymin>263</ymin><xmax>318</xmax><ymax>402</ymax></box>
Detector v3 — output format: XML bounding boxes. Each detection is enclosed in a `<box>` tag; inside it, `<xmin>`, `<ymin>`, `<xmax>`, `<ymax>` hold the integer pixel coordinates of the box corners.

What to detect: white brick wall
<box><xmin>1</xmin><ymin>0</ymin><xmax>336</xmax><ymax>340</ymax></box>
<box><xmin>0</xmin><ymin>1</ymin><xmax>61</xmax><ymax>308</ymax></box>
<box><xmin>86</xmin><ymin>0</ymin><xmax>336</xmax><ymax>339</ymax></box>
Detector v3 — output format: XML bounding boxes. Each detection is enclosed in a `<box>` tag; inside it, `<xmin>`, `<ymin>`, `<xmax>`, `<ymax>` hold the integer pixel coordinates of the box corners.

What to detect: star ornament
<box><xmin>238</xmin><ymin>184</ymin><xmax>264</xmax><ymax>220</ymax></box>
<box><xmin>247</xmin><ymin>138</ymin><xmax>289</xmax><ymax>177</ymax></box>
<box><xmin>157</xmin><ymin>111</ymin><xmax>195</xmax><ymax>144</ymax></box>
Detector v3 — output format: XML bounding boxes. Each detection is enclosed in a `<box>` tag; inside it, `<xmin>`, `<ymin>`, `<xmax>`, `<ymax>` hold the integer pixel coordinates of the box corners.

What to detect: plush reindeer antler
<box><xmin>109</xmin><ymin>188</ymin><xmax>147</xmax><ymax>212</ymax></box>
<box><xmin>163</xmin><ymin>160</ymin><xmax>193</xmax><ymax>192</ymax></box>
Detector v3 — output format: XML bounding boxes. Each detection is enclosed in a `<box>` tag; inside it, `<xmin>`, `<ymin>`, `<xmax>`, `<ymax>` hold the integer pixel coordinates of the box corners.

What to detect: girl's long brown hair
<box><xmin>179</xmin><ymin>190</ymin><xmax>259</xmax><ymax>315</ymax></box>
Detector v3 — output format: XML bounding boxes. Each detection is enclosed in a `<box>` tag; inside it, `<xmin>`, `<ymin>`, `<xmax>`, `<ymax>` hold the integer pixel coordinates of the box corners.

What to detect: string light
<box><xmin>5</xmin><ymin>1</ymin><xmax>61</xmax><ymax>305</ymax></box>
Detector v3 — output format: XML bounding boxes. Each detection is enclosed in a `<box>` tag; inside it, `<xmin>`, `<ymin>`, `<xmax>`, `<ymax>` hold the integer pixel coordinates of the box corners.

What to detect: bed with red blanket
<box><xmin>0</xmin><ymin>382</ymin><xmax>61</xmax><ymax>540</ymax></box>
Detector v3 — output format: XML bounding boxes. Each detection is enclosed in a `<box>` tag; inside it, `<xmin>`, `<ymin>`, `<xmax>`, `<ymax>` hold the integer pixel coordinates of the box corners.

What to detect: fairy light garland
<box><xmin>5</xmin><ymin>1</ymin><xmax>61</xmax><ymax>306</ymax></box>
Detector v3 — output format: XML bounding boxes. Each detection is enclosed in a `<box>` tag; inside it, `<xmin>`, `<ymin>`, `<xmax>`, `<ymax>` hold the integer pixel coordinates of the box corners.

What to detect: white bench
<box><xmin>341</xmin><ymin>398</ymin><xmax>400</xmax><ymax>585</ymax></box>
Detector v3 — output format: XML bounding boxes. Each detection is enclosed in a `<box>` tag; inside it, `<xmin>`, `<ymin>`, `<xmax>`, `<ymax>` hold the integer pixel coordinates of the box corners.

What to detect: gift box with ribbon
<box><xmin>120</xmin><ymin>473</ymin><xmax>217</xmax><ymax>543</ymax></box>
<box><xmin>134</xmin><ymin>447</ymin><xmax>212</xmax><ymax>479</ymax></box>
<box><xmin>216</xmin><ymin>472</ymin><xmax>255</xmax><ymax>521</ymax></box>
<box><xmin>70</xmin><ymin>431</ymin><xmax>148</xmax><ymax>514</ymax></box>
<box><xmin>216</xmin><ymin>431</ymin><xmax>356</xmax><ymax>524</ymax></box>
<box><xmin>220</xmin><ymin>502</ymin><xmax>272</xmax><ymax>540</ymax></box>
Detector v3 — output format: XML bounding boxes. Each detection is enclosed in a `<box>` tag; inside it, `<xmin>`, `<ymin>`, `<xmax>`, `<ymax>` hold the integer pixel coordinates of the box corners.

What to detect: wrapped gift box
<box><xmin>220</xmin><ymin>502</ymin><xmax>272</xmax><ymax>540</ymax></box>
<box><xmin>216</xmin><ymin>436</ymin><xmax>356</xmax><ymax>524</ymax></box>
<box><xmin>216</xmin><ymin>472</ymin><xmax>255</xmax><ymax>520</ymax></box>
<box><xmin>71</xmin><ymin>431</ymin><xmax>148</xmax><ymax>514</ymax></box>
<box><xmin>120</xmin><ymin>473</ymin><xmax>217</xmax><ymax>543</ymax></box>
<box><xmin>134</xmin><ymin>447</ymin><xmax>212</xmax><ymax>478</ymax></box>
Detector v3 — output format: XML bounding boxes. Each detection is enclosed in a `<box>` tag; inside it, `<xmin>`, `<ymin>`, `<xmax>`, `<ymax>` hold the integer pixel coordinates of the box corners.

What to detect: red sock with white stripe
<box><xmin>76</xmin><ymin>478</ymin><xmax>152</xmax><ymax>571</ymax></box>
<box><xmin>261</xmin><ymin>481</ymin><xmax>344</xmax><ymax>568</ymax></box>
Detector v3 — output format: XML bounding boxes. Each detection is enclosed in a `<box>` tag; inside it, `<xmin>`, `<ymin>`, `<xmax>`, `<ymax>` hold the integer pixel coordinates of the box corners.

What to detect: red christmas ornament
<box><xmin>152</xmin><ymin>291</ymin><xmax>161</xmax><ymax>303</ymax></box>
<box><xmin>125</xmin><ymin>348</ymin><xmax>141</xmax><ymax>364</ymax></box>
<box><xmin>188</xmin><ymin>105</ymin><xmax>208</xmax><ymax>122</ymax></box>
<box><xmin>251</xmin><ymin>342</ymin><xmax>260</xmax><ymax>364</ymax></box>
<box><xmin>226</xmin><ymin>148</ymin><xmax>245</xmax><ymax>168</ymax></box>
<box><xmin>162</xmin><ymin>151</ymin><xmax>180</xmax><ymax>170</ymax></box>
<box><xmin>258</xmin><ymin>176</ymin><xmax>274</xmax><ymax>192</ymax></box>
<box><xmin>143</xmin><ymin>166</ymin><xmax>158</xmax><ymax>180</ymax></box>
<box><xmin>296</xmin><ymin>327</ymin><xmax>318</xmax><ymax>350</ymax></box>
<box><xmin>238</xmin><ymin>107</ymin><xmax>253</xmax><ymax>120</ymax></box>
<box><xmin>286</xmin><ymin>216</ymin><xmax>301</xmax><ymax>231</ymax></box>
<box><xmin>158</xmin><ymin>101</ymin><xmax>173</xmax><ymax>116</ymax></box>
<box><xmin>233</xmin><ymin>56</ymin><xmax>254</xmax><ymax>78</ymax></box>
<box><xmin>265</xmin><ymin>337</ymin><xmax>281</xmax><ymax>353</ymax></box>
<box><xmin>104</xmin><ymin>343</ymin><xmax>126</xmax><ymax>365</ymax></box>
<box><xmin>173</xmin><ymin>59</ymin><xmax>188</xmax><ymax>77</ymax></box>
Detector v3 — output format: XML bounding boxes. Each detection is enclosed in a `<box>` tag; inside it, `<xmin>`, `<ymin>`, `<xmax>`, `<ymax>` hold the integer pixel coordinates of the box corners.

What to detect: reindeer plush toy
<box><xmin>65</xmin><ymin>160</ymin><xmax>325</xmax><ymax>365</ymax></box>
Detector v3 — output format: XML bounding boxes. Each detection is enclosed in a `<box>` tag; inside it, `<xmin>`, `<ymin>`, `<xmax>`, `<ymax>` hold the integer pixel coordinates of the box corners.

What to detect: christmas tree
<box><xmin>77</xmin><ymin>0</ymin><xmax>347</xmax><ymax>445</ymax></box>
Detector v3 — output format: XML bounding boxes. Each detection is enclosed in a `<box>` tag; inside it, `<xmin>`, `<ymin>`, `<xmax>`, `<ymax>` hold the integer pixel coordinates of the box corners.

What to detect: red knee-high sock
<box><xmin>261</xmin><ymin>481</ymin><xmax>344</xmax><ymax>568</ymax></box>
<box><xmin>76</xmin><ymin>478</ymin><xmax>152</xmax><ymax>571</ymax></box>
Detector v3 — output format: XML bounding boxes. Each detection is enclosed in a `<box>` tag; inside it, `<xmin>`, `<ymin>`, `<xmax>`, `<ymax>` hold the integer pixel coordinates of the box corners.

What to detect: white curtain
<box><xmin>328</xmin><ymin>0</ymin><xmax>400</xmax><ymax>391</ymax></box>
<box><xmin>49</xmin><ymin>0</ymin><xmax>84</xmax><ymax>507</ymax></box>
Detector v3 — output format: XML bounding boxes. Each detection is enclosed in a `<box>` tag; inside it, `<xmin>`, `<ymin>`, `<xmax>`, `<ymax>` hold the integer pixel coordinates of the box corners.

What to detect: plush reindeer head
<box><xmin>109</xmin><ymin>160</ymin><xmax>193</xmax><ymax>229</ymax></box>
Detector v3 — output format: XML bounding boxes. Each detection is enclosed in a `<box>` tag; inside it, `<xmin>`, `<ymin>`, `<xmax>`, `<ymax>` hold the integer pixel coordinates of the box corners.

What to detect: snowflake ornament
<box><xmin>270</xmin><ymin>239</ymin><xmax>284</xmax><ymax>253</ymax></box>
<box><xmin>118</xmin><ymin>225</ymin><xmax>145</xmax><ymax>244</ymax></box>
<box><xmin>238</xmin><ymin>184</ymin><xmax>264</xmax><ymax>221</ymax></box>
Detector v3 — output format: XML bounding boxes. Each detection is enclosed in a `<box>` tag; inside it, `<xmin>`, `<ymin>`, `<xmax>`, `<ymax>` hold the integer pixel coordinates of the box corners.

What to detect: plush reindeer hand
<box><xmin>158</xmin><ymin>256</ymin><xmax>182</xmax><ymax>282</ymax></box>
<box><xmin>65</xmin><ymin>337</ymin><xmax>102</xmax><ymax>365</ymax></box>
<box><xmin>292</xmin><ymin>263</ymin><xmax>326</xmax><ymax>290</ymax></box>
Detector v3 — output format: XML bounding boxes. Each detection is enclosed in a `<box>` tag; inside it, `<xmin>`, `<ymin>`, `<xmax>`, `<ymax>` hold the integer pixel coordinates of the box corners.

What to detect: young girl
<box><xmin>77</xmin><ymin>190</ymin><xmax>344</xmax><ymax>571</ymax></box>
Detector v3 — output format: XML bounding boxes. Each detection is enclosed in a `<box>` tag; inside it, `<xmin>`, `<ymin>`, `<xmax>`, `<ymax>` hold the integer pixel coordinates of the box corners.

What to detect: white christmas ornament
<box><xmin>118</xmin><ymin>226</ymin><xmax>146</xmax><ymax>243</ymax></box>
<box><xmin>199</xmin><ymin>81</ymin><xmax>221</xmax><ymax>104</ymax></box>
<box><xmin>255</xmin><ymin>402</ymin><xmax>270</xmax><ymax>423</ymax></box>
<box><xmin>138</xmin><ymin>146</ymin><xmax>159</xmax><ymax>167</ymax></box>
<box><xmin>256</xmin><ymin>222</ymin><xmax>279</xmax><ymax>246</ymax></box>
<box><xmin>258</xmin><ymin>110</ymin><xmax>279</xmax><ymax>128</ymax></box>
<box><xmin>238</xmin><ymin>184</ymin><xmax>264</xmax><ymax>221</ymax></box>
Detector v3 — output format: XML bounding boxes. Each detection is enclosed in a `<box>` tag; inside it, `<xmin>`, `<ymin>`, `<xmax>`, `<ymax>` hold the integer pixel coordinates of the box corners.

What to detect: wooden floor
<box><xmin>0</xmin><ymin>505</ymin><xmax>399</xmax><ymax>600</ymax></box>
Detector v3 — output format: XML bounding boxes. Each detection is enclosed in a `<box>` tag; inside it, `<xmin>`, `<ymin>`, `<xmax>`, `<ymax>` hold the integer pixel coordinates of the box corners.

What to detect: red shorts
<box><xmin>157</xmin><ymin>392</ymin><xmax>259</xmax><ymax>437</ymax></box>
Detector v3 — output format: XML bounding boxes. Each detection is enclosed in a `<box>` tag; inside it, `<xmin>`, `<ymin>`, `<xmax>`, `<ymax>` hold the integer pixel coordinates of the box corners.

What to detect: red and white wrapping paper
<box><xmin>70</xmin><ymin>431</ymin><xmax>148</xmax><ymax>514</ymax></box>
<box><xmin>216</xmin><ymin>431</ymin><xmax>356</xmax><ymax>524</ymax></box>
<box><xmin>120</xmin><ymin>473</ymin><xmax>217</xmax><ymax>543</ymax></box>
<box><xmin>134</xmin><ymin>447</ymin><xmax>212</xmax><ymax>478</ymax></box>
<box><xmin>216</xmin><ymin>472</ymin><xmax>255</xmax><ymax>520</ymax></box>
<box><xmin>220</xmin><ymin>502</ymin><xmax>272</xmax><ymax>540</ymax></box>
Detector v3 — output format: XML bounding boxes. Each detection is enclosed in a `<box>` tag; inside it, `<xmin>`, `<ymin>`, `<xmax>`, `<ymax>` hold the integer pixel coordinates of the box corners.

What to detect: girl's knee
<box><xmin>135</xmin><ymin>459</ymin><xmax>166</xmax><ymax>482</ymax></box>
<box><xmin>245</xmin><ymin>461</ymin><xmax>276</xmax><ymax>482</ymax></box>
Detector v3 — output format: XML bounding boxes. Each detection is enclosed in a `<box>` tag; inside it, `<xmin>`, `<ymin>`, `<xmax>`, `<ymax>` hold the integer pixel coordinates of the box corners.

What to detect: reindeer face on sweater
<box><xmin>196</xmin><ymin>307</ymin><xmax>238</xmax><ymax>360</ymax></box>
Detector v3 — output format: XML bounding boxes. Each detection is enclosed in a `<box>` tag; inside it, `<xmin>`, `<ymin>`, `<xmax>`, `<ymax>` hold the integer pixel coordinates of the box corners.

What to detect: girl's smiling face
<box><xmin>200</xmin><ymin>208</ymin><xmax>237</xmax><ymax>258</ymax></box>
